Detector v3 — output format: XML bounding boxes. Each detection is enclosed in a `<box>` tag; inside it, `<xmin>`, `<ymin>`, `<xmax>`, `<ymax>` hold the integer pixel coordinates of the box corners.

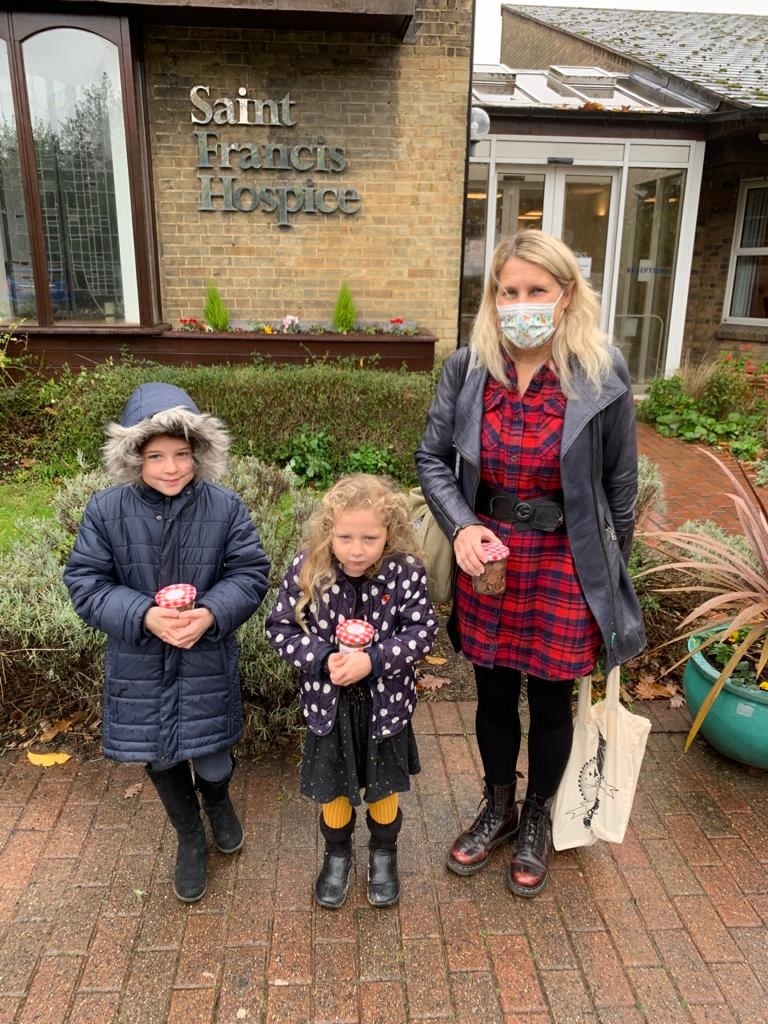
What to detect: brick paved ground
<box><xmin>1</xmin><ymin>433</ymin><xmax>767</xmax><ymax>1023</ymax></box>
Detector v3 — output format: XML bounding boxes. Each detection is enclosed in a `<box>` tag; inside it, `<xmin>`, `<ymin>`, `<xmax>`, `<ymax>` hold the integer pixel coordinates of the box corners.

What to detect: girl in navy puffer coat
<box><xmin>266</xmin><ymin>474</ymin><xmax>437</xmax><ymax>910</ymax></box>
<box><xmin>64</xmin><ymin>382</ymin><xmax>270</xmax><ymax>903</ymax></box>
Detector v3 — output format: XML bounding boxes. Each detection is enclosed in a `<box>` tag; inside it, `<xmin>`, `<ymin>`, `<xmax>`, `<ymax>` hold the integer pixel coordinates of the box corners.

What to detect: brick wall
<box><xmin>143</xmin><ymin>3</ymin><xmax>472</xmax><ymax>358</ymax></box>
<box><xmin>685</xmin><ymin>132</ymin><xmax>768</xmax><ymax>364</ymax></box>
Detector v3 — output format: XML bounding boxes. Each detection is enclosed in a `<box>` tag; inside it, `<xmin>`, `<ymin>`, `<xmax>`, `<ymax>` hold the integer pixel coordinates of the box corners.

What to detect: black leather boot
<box><xmin>366</xmin><ymin>807</ymin><xmax>402</xmax><ymax>908</ymax></box>
<box><xmin>446</xmin><ymin>782</ymin><xmax>518</xmax><ymax>876</ymax></box>
<box><xmin>196</xmin><ymin>760</ymin><xmax>244</xmax><ymax>854</ymax></box>
<box><xmin>146</xmin><ymin>762</ymin><xmax>207</xmax><ymax>903</ymax></box>
<box><xmin>507</xmin><ymin>796</ymin><xmax>553</xmax><ymax>898</ymax></box>
<box><xmin>315</xmin><ymin>810</ymin><xmax>356</xmax><ymax>909</ymax></box>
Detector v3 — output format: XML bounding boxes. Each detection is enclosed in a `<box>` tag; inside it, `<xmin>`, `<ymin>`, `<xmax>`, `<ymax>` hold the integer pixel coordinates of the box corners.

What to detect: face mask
<box><xmin>496</xmin><ymin>293</ymin><xmax>562</xmax><ymax>350</ymax></box>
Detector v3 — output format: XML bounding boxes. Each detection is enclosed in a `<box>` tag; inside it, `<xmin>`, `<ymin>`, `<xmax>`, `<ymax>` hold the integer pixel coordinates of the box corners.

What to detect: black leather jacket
<box><xmin>415</xmin><ymin>346</ymin><xmax>646</xmax><ymax>669</ymax></box>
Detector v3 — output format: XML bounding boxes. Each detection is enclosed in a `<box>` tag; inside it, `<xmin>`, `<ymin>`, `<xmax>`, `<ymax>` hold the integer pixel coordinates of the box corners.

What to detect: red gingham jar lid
<box><xmin>336</xmin><ymin>619</ymin><xmax>375</xmax><ymax>648</ymax></box>
<box><xmin>481</xmin><ymin>541</ymin><xmax>510</xmax><ymax>563</ymax></box>
<box><xmin>155</xmin><ymin>584</ymin><xmax>197</xmax><ymax>608</ymax></box>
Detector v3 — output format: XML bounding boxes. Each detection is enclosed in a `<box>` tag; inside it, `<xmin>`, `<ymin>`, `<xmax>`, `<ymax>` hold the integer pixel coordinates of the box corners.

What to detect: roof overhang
<box><xmin>54</xmin><ymin>0</ymin><xmax>416</xmax><ymax>37</ymax></box>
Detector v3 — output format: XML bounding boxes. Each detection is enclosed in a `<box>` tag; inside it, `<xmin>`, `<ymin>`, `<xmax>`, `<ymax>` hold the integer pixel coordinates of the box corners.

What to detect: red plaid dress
<box><xmin>455</xmin><ymin>360</ymin><xmax>601</xmax><ymax>679</ymax></box>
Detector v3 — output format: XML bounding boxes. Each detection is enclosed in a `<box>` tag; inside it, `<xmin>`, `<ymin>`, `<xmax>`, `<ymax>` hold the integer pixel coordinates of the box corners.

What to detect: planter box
<box><xmin>165</xmin><ymin>330</ymin><xmax>437</xmax><ymax>370</ymax></box>
<box><xmin>683</xmin><ymin>637</ymin><xmax>768</xmax><ymax>770</ymax></box>
<box><xmin>16</xmin><ymin>328</ymin><xmax>437</xmax><ymax>373</ymax></box>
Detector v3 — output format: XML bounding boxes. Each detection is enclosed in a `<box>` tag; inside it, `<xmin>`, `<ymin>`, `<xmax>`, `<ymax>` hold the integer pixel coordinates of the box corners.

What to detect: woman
<box><xmin>416</xmin><ymin>230</ymin><xmax>645</xmax><ymax>897</ymax></box>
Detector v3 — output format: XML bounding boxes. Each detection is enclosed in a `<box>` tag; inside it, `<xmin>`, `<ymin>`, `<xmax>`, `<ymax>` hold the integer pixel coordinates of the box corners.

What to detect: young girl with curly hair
<box><xmin>266</xmin><ymin>474</ymin><xmax>437</xmax><ymax>909</ymax></box>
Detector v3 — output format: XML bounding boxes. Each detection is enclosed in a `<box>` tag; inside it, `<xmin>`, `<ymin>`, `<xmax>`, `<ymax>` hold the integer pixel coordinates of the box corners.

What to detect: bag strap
<box><xmin>575</xmin><ymin>675</ymin><xmax>593</xmax><ymax>724</ymax></box>
<box><xmin>605</xmin><ymin>665</ymin><xmax>621</xmax><ymax>709</ymax></box>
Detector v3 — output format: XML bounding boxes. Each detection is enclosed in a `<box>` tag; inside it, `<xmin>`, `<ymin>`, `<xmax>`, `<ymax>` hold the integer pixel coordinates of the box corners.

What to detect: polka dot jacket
<box><xmin>265</xmin><ymin>552</ymin><xmax>438</xmax><ymax>739</ymax></box>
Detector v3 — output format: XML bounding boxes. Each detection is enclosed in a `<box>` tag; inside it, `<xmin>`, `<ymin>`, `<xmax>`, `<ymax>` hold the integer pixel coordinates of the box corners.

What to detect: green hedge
<box><xmin>39</xmin><ymin>358</ymin><xmax>438</xmax><ymax>485</ymax></box>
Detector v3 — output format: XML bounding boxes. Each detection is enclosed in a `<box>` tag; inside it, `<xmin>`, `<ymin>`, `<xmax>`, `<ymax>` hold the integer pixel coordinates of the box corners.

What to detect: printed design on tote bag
<box><xmin>569</xmin><ymin>730</ymin><xmax>618</xmax><ymax>827</ymax></box>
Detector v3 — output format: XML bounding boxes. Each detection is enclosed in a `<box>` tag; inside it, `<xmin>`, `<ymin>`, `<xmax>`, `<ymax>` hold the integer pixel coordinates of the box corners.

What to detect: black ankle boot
<box><xmin>366</xmin><ymin>808</ymin><xmax>402</xmax><ymax>908</ymax></box>
<box><xmin>196</xmin><ymin>761</ymin><xmax>244</xmax><ymax>854</ymax></box>
<box><xmin>315</xmin><ymin>810</ymin><xmax>356</xmax><ymax>909</ymax></box>
<box><xmin>146</xmin><ymin>762</ymin><xmax>207</xmax><ymax>903</ymax></box>
<box><xmin>447</xmin><ymin>782</ymin><xmax>518</xmax><ymax>876</ymax></box>
<box><xmin>507</xmin><ymin>796</ymin><xmax>553</xmax><ymax>898</ymax></box>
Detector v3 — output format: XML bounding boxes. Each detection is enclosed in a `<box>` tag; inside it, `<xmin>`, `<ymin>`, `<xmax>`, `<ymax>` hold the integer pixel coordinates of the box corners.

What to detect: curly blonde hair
<box><xmin>295</xmin><ymin>474</ymin><xmax>420</xmax><ymax>625</ymax></box>
<box><xmin>470</xmin><ymin>229</ymin><xmax>611</xmax><ymax>395</ymax></box>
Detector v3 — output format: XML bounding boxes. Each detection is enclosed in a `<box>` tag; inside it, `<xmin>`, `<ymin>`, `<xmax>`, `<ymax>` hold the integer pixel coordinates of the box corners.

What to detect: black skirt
<box><xmin>300</xmin><ymin>681</ymin><xmax>420</xmax><ymax>806</ymax></box>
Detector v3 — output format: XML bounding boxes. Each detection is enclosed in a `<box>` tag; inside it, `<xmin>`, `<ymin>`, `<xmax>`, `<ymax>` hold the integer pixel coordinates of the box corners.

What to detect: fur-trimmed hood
<box><xmin>103</xmin><ymin>382</ymin><xmax>229</xmax><ymax>485</ymax></box>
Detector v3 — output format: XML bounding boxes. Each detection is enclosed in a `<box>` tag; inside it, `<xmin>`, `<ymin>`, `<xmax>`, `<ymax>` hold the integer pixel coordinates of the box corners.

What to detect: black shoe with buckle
<box><xmin>446</xmin><ymin>782</ymin><xmax>518</xmax><ymax>876</ymax></box>
<box><xmin>507</xmin><ymin>797</ymin><xmax>553</xmax><ymax>898</ymax></box>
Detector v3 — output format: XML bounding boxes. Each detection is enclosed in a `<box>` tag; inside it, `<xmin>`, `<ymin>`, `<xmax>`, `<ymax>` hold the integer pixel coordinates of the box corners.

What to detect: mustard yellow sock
<box><xmin>367</xmin><ymin>793</ymin><xmax>399</xmax><ymax>825</ymax></box>
<box><xmin>322</xmin><ymin>796</ymin><xmax>353</xmax><ymax>829</ymax></box>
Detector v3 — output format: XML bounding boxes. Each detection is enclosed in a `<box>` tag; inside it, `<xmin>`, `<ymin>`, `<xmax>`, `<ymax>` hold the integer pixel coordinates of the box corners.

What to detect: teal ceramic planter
<box><xmin>683</xmin><ymin>636</ymin><xmax>768</xmax><ymax>770</ymax></box>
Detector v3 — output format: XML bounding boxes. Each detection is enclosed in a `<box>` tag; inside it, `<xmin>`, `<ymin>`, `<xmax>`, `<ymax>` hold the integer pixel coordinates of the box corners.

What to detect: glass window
<box><xmin>615</xmin><ymin>168</ymin><xmax>684</xmax><ymax>383</ymax></box>
<box><xmin>23</xmin><ymin>28</ymin><xmax>138</xmax><ymax>323</ymax></box>
<box><xmin>0</xmin><ymin>39</ymin><xmax>35</xmax><ymax>321</ymax></box>
<box><xmin>0</xmin><ymin>13</ymin><xmax>152</xmax><ymax>328</ymax></box>
<box><xmin>460</xmin><ymin>163</ymin><xmax>490</xmax><ymax>344</ymax></box>
<box><xmin>726</xmin><ymin>182</ymin><xmax>768</xmax><ymax>322</ymax></box>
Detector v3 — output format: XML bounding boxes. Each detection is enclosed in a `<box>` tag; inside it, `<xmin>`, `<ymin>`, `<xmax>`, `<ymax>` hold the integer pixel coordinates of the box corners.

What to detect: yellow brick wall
<box><xmin>143</xmin><ymin>8</ymin><xmax>472</xmax><ymax>359</ymax></box>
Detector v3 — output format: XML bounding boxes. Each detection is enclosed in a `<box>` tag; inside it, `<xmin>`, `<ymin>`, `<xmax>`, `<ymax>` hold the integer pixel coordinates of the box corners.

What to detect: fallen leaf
<box><xmin>416</xmin><ymin>673</ymin><xmax>451</xmax><ymax>692</ymax></box>
<box><xmin>124</xmin><ymin>782</ymin><xmax>144</xmax><ymax>799</ymax></box>
<box><xmin>634</xmin><ymin>676</ymin><xmax>676</xmax><ymax>700</ymax></box>
<box><xmin>26</xmin><ymin>750</ymin><xmax>71</xmax><ymax>767</ymax></box>
<box><xmin>424</xmin><ymin>655</ymin><xmax>447</xmax><ymax>666</ymax></box>
<box><xmin>37</xmin><ymin>713</ymin><xmax>84</xmax><ymax>744</ymax></box>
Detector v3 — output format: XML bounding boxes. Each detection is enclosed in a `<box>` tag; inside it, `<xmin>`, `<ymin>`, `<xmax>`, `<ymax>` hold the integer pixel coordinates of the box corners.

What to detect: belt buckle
<box><xmin>514</xmin><ymin>501</ymin><xmax>533</xmax><ymax>524</ymax></box>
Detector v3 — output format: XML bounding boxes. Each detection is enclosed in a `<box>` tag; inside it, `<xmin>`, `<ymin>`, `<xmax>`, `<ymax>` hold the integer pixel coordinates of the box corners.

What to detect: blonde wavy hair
<box><xmin>295</xmin><ymin>473</ymin><xmax>420</xmax><ymax>626</ymax></box>
<box><xmin>470</xmin><ymin>229</ymin><xmax>611</xmax><ymax>395</ymax></box>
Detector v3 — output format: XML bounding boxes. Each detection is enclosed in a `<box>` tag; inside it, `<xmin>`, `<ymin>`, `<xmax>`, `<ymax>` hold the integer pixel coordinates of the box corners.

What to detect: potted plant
<box><xmin>638</xmin><ymin>446</ymin><xmax>768</xmax><ymax>769</ymax></box>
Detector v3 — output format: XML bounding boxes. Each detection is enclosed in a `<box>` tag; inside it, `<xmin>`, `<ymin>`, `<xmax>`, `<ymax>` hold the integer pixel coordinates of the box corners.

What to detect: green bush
<box><xmin>203</xmin><ymin>282</ymin><xmax>230</xmax><ymax>332</ymax></box>
<box><xmin>31</xmin><ymin>359</ymin><xmax>435</xmax><ymax>486</ymax></box>
<box><xmin>332</xmin><ymin>282</ymin><xmax>357</xmax><ymax>333</ymax></box>
<box><xmin>638</xmin><ymin>364</ymin><xmax>768</xmax><ymax>462</ymax></box>
<box><xmin>0</xmin><ymin>457</ymin><xmax>315</xmax><ymax>758</ymax></box>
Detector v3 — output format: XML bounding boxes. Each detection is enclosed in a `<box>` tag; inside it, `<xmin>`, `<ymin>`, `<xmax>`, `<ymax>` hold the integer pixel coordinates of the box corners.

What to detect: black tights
<box><xmin>474</xmin><ymin>665</ymin><xmax>575</xmax><ymax>800</ymax></box>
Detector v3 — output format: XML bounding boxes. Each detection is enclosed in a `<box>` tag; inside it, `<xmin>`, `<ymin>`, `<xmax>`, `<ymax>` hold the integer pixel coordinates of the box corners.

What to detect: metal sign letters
<box><xmin>191</xmin><ymin>86</ymin><xmax>362</xmax><ymax>227</ymax></box>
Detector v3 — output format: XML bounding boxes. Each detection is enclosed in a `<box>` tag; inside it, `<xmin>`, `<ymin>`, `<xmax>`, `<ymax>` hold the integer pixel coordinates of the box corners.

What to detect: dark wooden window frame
<box><xmin>0</xmin><ymin>10</ymin><xmax>161</xmax><ymax>329</ymax></box>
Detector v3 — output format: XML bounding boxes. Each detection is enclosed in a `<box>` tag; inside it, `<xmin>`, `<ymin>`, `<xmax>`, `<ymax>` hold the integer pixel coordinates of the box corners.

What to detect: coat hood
<box><xmin>103</xmin><ymin>382</ymin><xmax>229</xmax><ymax>485</ymax></box>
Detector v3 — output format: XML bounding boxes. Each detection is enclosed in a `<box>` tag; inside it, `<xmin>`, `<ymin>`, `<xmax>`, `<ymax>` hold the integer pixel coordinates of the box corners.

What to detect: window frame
<box><xmin>0</xmin><ymin>10</ymin><xmax>159</xmax><ymax>327</ymax></box>
<box><xmin>723</xmin><ymin>177</ymin><xmax>768</xmax><ymax>328</ymax></box>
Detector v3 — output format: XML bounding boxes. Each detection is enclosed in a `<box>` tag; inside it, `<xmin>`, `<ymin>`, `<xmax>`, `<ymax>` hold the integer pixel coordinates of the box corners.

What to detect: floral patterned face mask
<box><xmin>496</xmin><ymin>292</ymin><xmax>563</xmax><ymax>350</ymax></box>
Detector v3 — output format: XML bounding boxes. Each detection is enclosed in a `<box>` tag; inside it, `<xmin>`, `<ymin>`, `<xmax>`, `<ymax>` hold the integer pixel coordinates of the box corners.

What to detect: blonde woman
<box><xmin>266</xmin><ymin>474</ymin><xmax>437</xmax><ymax>909</ymax></box>
<box><xmin>416</xmin><ymin>230</ymin><xmax>645</xmax><ymax>897</ymax></box>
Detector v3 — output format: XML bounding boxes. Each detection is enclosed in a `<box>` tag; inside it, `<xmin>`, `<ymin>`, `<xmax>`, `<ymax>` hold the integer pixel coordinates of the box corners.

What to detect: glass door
<box><xmin>492</xmin><ymin>166</ymin><xmax>616</xmax><ymax>311</ymax></box>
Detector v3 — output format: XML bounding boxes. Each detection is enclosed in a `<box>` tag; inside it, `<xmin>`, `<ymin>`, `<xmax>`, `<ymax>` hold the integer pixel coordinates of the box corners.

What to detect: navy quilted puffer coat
<box><xmin>63</xmin><ymin>383</ymin><xmax>270</xmax><ymax>764</ymax></box>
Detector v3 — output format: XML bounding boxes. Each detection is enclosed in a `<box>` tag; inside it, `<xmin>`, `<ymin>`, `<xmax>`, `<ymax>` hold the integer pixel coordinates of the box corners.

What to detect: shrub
<box><xmin>0</xmin><ymin>457</ymin><xmax>314</xmax><ymax>758</ymax></box>
<box><xmin>203</xmin><ymin>282</ymin><xmax>230</xmax><ymax>332</ymax></box>
<box><xmin>639</xmin><ymin>357</ymin><xmax>768</xmax><ymax>462</ymax></box>
<box><xmin>35</xmin><ymin>359</ymin><xmax>435</xmax><ymax>486</ymax></box>
<box><xmin>332</xmin><ymin>282</ymin><xmax>357</xmax><ymax>333</ymax></box>
<box><xmin>635</xmin><ymin>453</ymin><xmax>665</xmax><ymax>526</ymax></box>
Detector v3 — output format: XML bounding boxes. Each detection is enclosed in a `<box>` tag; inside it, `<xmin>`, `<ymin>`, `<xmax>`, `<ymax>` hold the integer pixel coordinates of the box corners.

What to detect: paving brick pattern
<box><xmin>1</xmin><ymin>434</ymin><xmax>767</xmax><ymax>1023</ymax></box>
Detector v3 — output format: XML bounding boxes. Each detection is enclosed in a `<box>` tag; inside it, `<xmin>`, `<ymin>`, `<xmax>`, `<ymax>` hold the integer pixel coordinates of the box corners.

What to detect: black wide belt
<box><xmin>476</xmin><ymin>484</ymin><xmax>564</xmax><ymax>532</ymax></box>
